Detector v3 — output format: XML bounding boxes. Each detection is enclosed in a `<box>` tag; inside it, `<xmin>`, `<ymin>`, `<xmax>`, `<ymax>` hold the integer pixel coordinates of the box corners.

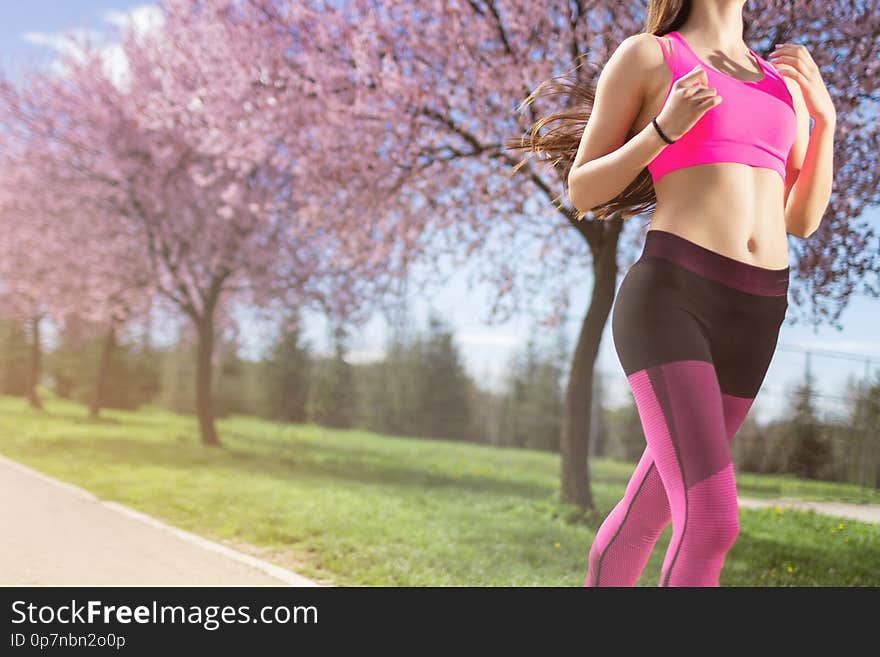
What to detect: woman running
<box><xmin>567</xmin><ymin>1</ymin><xmax>836</xmax><ymax>586</ymax></box>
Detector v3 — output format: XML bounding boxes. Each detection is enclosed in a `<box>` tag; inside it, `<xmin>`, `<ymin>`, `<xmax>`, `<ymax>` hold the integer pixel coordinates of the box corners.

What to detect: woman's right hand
<box><xmin>654</xmin><ymin>65</ymin><xmax>722</xmax><ymax>141</ymax></box>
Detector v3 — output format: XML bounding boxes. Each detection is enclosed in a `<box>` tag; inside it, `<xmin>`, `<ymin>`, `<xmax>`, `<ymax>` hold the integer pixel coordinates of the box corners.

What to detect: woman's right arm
<box><xmin>567</xmin><ymin>33</ymin><xmax>713</xmax><ymax>216</ymax></box>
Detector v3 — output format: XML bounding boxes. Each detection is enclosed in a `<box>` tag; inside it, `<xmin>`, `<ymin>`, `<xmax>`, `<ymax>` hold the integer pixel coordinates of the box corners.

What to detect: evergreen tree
<box><xmin>158</xmin><ymin>324</ymin><xmax>197</xmax><ymax>414</ymax></box>
<box><xmin>590</xmin><ymin>369</ymin><xmax>609</xmax><ymax>458</ymax></box>
<box><xmin>464</xmin><ymin>378</ymin><xmax>502</xmax><ymax>445</ymax></box>
<box><xmin>413</xmin><ymin>311</ymin><xmax>472</xmax><ymax>440</ymax></box>
<box><xmin>785</xmin><ymin>371</ymin><xmax>832</xmax><ymax>479</ymax></box>
<box><xmin>309</xmin><ymin>323</ymin><xmax>357</xmax><ymax>429</ymax></box>
<box><xmin>47</xmin><ymin>313</ymin><xmax>157</xmax><ymax>412</ymax></box>
<box><xmin>212</xmin><ymin>325</ymin><xmax>247</xmax><ymax>419</ymax></box>
<box><xmin>261</xmin><ymin>310</ymin><xmax>311</xmax><ymax>423</ymax></box>
<box><xmin>847</xmin><ymin>369</ymin><xmax>880</xmax><ymax>488</ymax></box>
<box><xmin>498</xmin><ymin>324</ymin><xmax>564</xmax><ymax>451</ymax></box>
<box><xmin>730</xmin><ymin>412</ymin><xmax>766</xmax><ymax>473</ymax></box>
<box><xmin>48</xmin><ymin>313</ymin><xmax>87</xmax><ymax>399</ymax></box>
<box><xmin>604</xmin><ymin>401</ymin><xmax>646</xmax><ymax>463</ymax></box>
<box><xmin>134</xmin><ymin>322</ymin><xmax>162</xmax><ymax>406</ymax></box>
<box><xmin>359</xmin><ymin>327</ymin><xmax>421</xmax><ymax>437</ymax></box>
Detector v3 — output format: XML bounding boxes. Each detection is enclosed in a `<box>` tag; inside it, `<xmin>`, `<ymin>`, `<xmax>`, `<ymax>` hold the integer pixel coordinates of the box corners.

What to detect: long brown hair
<box><xmin>506</xmin><ymin>1</ymin><xmax>694</xmax><ymax>221</ymax></box>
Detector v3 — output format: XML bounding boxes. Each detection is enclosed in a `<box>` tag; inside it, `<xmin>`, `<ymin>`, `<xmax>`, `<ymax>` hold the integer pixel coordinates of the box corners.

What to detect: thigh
<box><xmin>627</xmin><ymin>358</ymin><xmax>731</xmax><ymax>491</ymax></box>
<box><xmin>615</xmin><ymin>258</ymin><xmax>731</xmax><ymax>489</ymax></box>
<box><xmin>710</xmin><ymin>295</ymin><xmax>788</xmax><ymax>400</ymax></box>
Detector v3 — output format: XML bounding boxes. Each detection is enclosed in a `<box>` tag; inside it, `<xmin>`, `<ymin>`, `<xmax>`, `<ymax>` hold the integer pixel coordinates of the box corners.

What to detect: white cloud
<box><xmin>346</xmin><ymin>347</ymin><xmax>387</xmax><ymax>364</ymax></box>
<box><xmin>311</xmin><ymin>346</ymin><xmax>387</xmax><ymax>364</ymax></box>
<box><xmin>103</xmin><ymin>5</ymin><xmax>164</xmax><ymax>36</ymax></box>
<box><xmin>456</xmin><ymin>330</ymin><xmax>520</xmax><ymax>349</ymax></box>
<box><xmin>19</xmin><ymin>4</ymin><xmax>164</xmax><ymax>87</ymax></box>
<box><xmin>22</xmin><ymin>28</ymin><xmax>98</xmax><ymax>53</ymax></box>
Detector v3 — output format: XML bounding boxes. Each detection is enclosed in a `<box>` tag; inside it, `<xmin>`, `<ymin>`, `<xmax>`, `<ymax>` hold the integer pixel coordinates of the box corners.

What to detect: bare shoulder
<box><xmin>596</xmin><ymin>33</ymin><xmax>669</xmax><ymax>113</ymax></box>
<box><xmin>607</xmin><ymin>32</ymin><xmax>666</xmax><ymax>70</ymax></box>
<box><xmin>597</xmin><ymin>32</ymin><xmax>666</xmax><ymax>94</ymax></box>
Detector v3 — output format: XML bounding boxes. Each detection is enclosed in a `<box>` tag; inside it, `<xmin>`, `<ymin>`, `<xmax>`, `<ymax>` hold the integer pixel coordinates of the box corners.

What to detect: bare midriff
<box><xmin>650</xmin><ymin>163</ymin><xmax>790</xmax><ymax>270</ymax></box>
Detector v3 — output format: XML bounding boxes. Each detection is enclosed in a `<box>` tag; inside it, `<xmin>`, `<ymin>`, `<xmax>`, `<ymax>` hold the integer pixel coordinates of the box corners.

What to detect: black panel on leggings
<box><xmin>612</xmin><ymin>256</ymin><xmax>787</xmax><ymax>399</ymax></box>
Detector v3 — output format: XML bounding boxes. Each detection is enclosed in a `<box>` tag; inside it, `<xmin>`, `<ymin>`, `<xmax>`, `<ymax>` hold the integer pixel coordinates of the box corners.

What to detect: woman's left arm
<box><xmin>769</xmin><ymin>43</ymin><xmax>837</xmax><ymax>239</ymax></box>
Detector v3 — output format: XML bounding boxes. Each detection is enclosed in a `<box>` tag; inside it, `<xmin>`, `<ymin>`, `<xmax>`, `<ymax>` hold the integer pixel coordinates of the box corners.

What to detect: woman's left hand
<box><xmin>768</xmin><ymin>43</ymin><xmax>836</xmax><ymax>124</ymax></box>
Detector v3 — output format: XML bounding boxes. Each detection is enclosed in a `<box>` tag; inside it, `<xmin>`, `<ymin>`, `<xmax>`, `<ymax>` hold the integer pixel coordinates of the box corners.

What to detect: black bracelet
<box><xmin>652</xmin><ymin>116</ymin><xmax>675</xmax><ymax>144</ymax></box>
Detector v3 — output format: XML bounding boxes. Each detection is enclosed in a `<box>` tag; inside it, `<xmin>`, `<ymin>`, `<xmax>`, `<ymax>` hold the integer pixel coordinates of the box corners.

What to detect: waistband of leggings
<box><xmin>638</xmin><ymin>229</ymin><xmax>790</xmax><ymax>297</ymax></box>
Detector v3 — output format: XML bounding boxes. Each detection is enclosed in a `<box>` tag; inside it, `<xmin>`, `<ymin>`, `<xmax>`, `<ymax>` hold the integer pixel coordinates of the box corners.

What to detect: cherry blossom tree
<box><xmin>0</xmin><ymin>0</ymin><xmax>400</xmax><ymax>444</ymax></box>
<box><xmin>0</xmin><ymin>150</ymin><xmax>154</xmax><ymax>415</ymax></box>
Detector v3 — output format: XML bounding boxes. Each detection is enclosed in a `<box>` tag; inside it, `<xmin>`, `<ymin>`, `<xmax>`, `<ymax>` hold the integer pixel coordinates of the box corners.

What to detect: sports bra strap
<box><xmin>654</xmin><ymin>33</ymin><xmax>675</xmax><ymax>71</ymax></box>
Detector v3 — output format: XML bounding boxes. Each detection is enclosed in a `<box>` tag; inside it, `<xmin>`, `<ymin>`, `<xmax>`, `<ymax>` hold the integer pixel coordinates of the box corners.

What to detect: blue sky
<box><xmin>0</xmin><ymin>1</ymin><xmax>145</xmax><ymax>66</ymax></box>
<box><xmin>4</xmin><ymin>2</ymin><xmax>879</xmax><ymax>424</ymax></box>
<box><xmin>0</xmin><ymin>1</ymin><xmax>129</xmax><ymax>46</ymax></box>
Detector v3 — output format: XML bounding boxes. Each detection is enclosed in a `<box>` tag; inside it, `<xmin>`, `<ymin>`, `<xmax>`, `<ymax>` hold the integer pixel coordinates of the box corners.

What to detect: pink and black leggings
<box><xmin>585</xmin><ymin>228</ymin><xmax>789</xmax><ymax>587</ymax></box>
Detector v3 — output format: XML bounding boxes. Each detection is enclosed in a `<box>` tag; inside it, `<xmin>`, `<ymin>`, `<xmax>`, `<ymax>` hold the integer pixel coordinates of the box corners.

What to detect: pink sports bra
<box><xmin>647</xmin><ymin>30</ymin><xmax>797</xmax><ymax>185</ymax></box>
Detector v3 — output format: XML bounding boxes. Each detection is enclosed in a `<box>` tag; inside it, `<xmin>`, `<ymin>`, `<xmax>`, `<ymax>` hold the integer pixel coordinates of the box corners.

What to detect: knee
<box><xmin>707</xmin><ymin>513</ymin><xmax>740</xmax><ymax>552</ymax></box>
<box><xmin>691</xmin><ymin>504</ymin><xmax>740</xmax><ymax>553</ymax></box>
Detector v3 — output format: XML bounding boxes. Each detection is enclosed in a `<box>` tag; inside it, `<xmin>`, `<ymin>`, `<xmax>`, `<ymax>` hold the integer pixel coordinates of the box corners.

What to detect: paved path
<box><xmin>0</xmin><ymin>454</ymin><xmax>319</xmax><ymax>586</ymax></box>
<box><xmin>739</xmin><ymin>496</ymin><xmax>880</xmax><ymax>524</ymax></box>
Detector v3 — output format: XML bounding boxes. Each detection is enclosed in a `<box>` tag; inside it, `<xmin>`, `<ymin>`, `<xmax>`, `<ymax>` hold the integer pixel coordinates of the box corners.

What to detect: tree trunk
<box><xmin>195</xmin><ymin>314</ymin><xmax>221</xmax><ymax>446</ymax></box>
<box><xmin>560</xmin><ymin>217</ymin><xmax>623</xmax><ymax>510</ymax></box>
<box><xmin>26</xmin><ymin>315</ymin><xmax>43</xmax><ymax>410</ymax></box>
<box><xmin>89</xmin><ymin>324</ymin><xmax>117</xmax><ymax>420</ymax></box>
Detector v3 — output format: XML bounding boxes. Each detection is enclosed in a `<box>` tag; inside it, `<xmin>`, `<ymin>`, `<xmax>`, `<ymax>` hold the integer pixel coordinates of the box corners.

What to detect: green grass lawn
<box><xmin>0</xmin><ymin>392</ymin><xmax>877</xmax><ymax>586</ymax></box>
